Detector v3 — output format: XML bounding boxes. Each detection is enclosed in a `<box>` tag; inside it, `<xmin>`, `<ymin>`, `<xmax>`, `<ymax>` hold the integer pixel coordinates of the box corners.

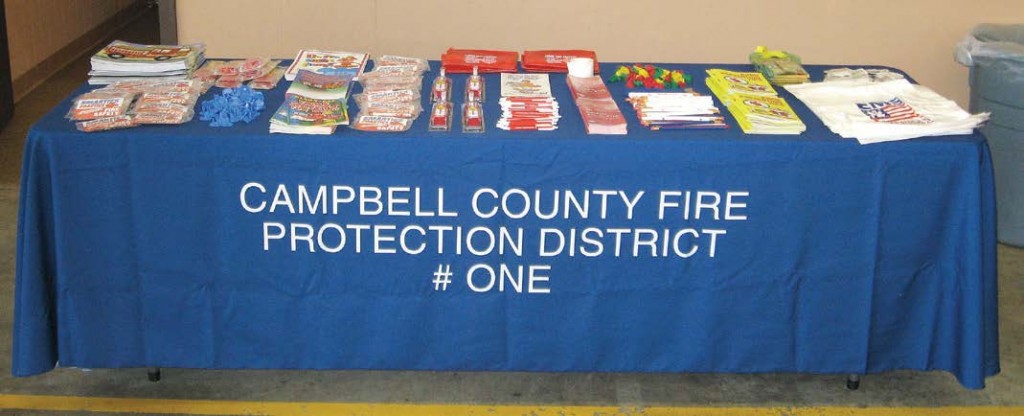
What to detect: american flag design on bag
<box><xmin>857</xmin><ymin>97</ymin><xmax>932</xmax><ymax>124</ymax></box>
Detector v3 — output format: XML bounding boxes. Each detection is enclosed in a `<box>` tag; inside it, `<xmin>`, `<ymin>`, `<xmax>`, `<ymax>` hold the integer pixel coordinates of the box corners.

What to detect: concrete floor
<box><xmin>0</xmin><ymin>5</ymin><xmax>1023</xmax><ymax>415</ymax></box>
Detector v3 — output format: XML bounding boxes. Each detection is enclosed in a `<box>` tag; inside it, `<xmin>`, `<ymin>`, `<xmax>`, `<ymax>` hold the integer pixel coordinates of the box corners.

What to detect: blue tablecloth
<box><xmin>14</xmin><ymin>63</ymin><xmax>1000</xmax><ymax>389</ymax></box>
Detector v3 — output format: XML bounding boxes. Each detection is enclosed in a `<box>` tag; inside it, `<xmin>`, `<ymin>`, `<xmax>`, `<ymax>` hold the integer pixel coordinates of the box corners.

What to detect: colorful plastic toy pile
<box><xmin>608</xmin><ymin>64</ymin><xmax>692</xmax><ymax>89</ymax></box>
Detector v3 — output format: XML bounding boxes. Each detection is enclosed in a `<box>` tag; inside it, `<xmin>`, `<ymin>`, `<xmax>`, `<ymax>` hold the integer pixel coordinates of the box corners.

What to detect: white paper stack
<box><xmin>785</xmin><ymin>79</ymin><xmax>990</xmax><ymax>144</ymax></box>
<box><xmin>497</xmin><ymin>74</ymin><xmax>560</xmax><ymax>131</ymax></box>
<box><xmin>627</xmin><ymin>92</ymin><xmax>726</xmax><ymax>130</ymax></box>
<box><xmin>89</xmin><ymin>40</ymin><xmax>205</xmax><ymax>85</ymax></box>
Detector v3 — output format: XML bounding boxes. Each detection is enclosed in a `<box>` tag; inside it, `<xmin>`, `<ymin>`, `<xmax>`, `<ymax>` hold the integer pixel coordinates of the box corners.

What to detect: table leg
<box><xmin>147</xmin><ymin>367</ymin><xmax>161</xmax><ymax>382</ymax></box>
<box><xmin>846</xmin><ymin>374</ymin><xmax>861</xmax><ymax>390</ymax></box>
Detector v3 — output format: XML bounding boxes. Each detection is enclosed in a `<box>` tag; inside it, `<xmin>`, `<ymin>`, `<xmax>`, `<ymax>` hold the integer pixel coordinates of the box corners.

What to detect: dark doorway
<box><xmin>0</xmin><ymin>0</ymin><xmax>14</xmax><ymax>132</ymax></box>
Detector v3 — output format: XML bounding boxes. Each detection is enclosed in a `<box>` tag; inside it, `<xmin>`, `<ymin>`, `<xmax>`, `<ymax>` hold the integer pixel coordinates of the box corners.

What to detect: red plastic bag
<box><xmin>441</xmin><ymin>48</ymin><xmax>518</xmax><ymax>73</ymax></box>
<box><xmin>522</xmin><ymin>50</ymin><xmax>600</xmax><ymax>73</ymax></box>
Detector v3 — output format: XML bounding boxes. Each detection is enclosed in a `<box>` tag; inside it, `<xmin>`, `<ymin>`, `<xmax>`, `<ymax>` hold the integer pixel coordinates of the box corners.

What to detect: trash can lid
<box><xmin>956</xmin><ymin>24</ymin><xmax>1024</xmax><ymax>66</ymax></box>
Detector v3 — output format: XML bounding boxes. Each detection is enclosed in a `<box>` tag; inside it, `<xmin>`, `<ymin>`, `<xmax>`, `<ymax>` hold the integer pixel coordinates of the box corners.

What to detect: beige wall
<box><xmin>179</xmin><ymin>0</ymin><xmax>1024</xmax><ymax>107</ymax></box>
<box><xmin>4</xmin><ymin>0</ymin><xmax>137</xmax><ymax>79</ymax></box>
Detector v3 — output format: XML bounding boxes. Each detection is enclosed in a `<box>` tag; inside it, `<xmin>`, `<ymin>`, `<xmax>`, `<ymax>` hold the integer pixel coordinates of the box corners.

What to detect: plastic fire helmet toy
<box><xmin>462</xmin><ymin>100</ymin><xmax>485</xmax><ymax>133</ymax></box>
<box><xmin>428</xmin><ymin>100</ymin><xmax>453</xmax><ymax>132</ymax></box>
<box><xmin>431</xmin><ymin>67</ymin><xmax>452</xmax><ymax>102</ymax></box>
<box><xmin>465</xmin><ymin>66</ymin><xmax>485</xmax><ymax>102</ymax></box>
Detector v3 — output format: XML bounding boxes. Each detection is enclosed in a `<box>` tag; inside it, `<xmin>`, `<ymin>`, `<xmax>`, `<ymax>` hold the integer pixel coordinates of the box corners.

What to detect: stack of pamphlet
<box><xmin>270</xmin><ymin>70</ymin><xmax>354</xmax><ymax>135</ymax></box>
<box><xmin>284</xmin><ymin>49</ymin><xmax>370</xmax><ymax>81</ymax></box>
<box><xmin>626</xmin><ymin>92</ymin><xmax>726</xmax><ymax>130</ymax></box>
<box><xmin>706</xmin><ymin>69</ymin><xmax>805</xmax><ymax>134</ymax></box>
<box><xmin>497</xmin><ymin>73</ymin><xmax>560</xmax><ymax>131</ymax></box>
<box><xmin>89</xmin><ymin>40</ymin><xmax>205</xmax><ymax>85</ymax></box>
<box><xmin>567</xmin><ymin>75</ymin><xmax>627</xmax><ymax>135</ymax></box>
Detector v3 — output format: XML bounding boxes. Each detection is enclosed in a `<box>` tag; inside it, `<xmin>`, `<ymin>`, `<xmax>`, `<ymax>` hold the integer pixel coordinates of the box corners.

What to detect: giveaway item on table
<box><xmin>268</xmin><ymin>109</ymin><xmax>335</xmax><ymax>135</ymax></box>
<box><xmin>785</xmin><ymin>78</ymin><xmax>990</xmax><ymax>144</ymax></box>
<box><xmin>66</xmin><ymin>91</ymin><xmax>135</xmax><ymax>121</ymax></box>
<box><xmin>88</xmin><ymin>40</ymin><xmax>206</xmax><ymax>85</ymax></box>
<box><xmin>627</xmin><ymin>91</ymin><xmax>726</xmax><ymax>130</ymax></box>
<box><xmin>132</xmin><ymin>107</ymin><xmax>194</xmax><ymax>125</ymax></box>
<box><xmin>430</xmin><ymin>67</ymin><xmax>452</xmax><ymax>102</ymax></box>
<box><xmin>198</xmin><ymin>86</ymin><xmax>266</xmax><ymax>127</ymax></box>
<box><xmin>273</xmin><ymin>95</ymin><xmax>348</xmax><ymax>126</ymax></box>
<box><xmin>567</xmin><ymin>57</ymin><xmax>595</xmax><ymax>78</ymax></box>
<box><xmin>359</xmin><ymin>76</ymin><xmax>423</xmax><ymax>93</ymax></box>
<box><xmin>269</xmin><ymin>70</ymin><xmax>355</xmax><ymax>135</ymax></box>
<box><xmin>441</xmin><ymin>48</ymin><xmax>518</xmax><ymax>73</ymax></box>
<box><xmin>350</xmin><ymin>54</ymin><xmax>428</xmax><ymax>133</ymax></box>
<box><xmin>497</xmin><ymin>96</ymin><xmax>560</xmax><ymax>131</ymax></box>
<box><xmin>269</xmin><ymin>87</ymin><xmax>348</xmax><ymax>134</ymax></box>
<box><xmin>75</xmin><ymin>115</ymin><xmax>136</xmax><ymax>133</ymax></box>
<box><xmin>214</xmin><ymin>57</ymin><xmax>274</xmax><ymax>79</ymax></box>
<box><xmin>497</xmin><ymin>73</ymin><xmax>560</xmax><ymax>132</ymax></box>
<box><xmin>608</xmin><ymin>65</ymin><xmax>691</xmax><ymax>89</ymax></box>
<box><xmin>567</xmin><ymin>74</ymin><xmax>627</xmax><ymax>135</ymax></box>
<box><xmin>352</xmin><ymin>115</ymin><xmax>414</xmax><ymax>132</ymax></box>
<box><xmin>353</xmin><ymin>101</ymin><xmax>422</xmax><ymax>119</ymax></box>
<box><xmin>521</xmin><ymin>50</ymin><xmax>600</xmax><ymax>73</ymax></box>
<box><xmin>706</xmin><ymin>68</ymin><xmax>805</xmax><ymax>134</ymax></box>
<box><xmin>290</xmin><ymin>72</ymin><xmax>354</xmax><ymax>101</ymax></box>
<box><xmin>822</xmin><ymin>68</ymin><xmax>906</xmax><ymax>83</ymax></box>
<box><xmin>131</xmin><ymin>100</ymin><xmax>193</xmax><ymax>121</ymax></box>
<box><xmin>128</xmin><ymin>80</ymin><xmax>202</xmax><ymax>125</ymax></box>
<box><xmin>68</xmin><ymin>79</ymin><xmax>205</xmax><ymax>131</ymax></box>
<box><xmin>249</xmin><ymin>67</ymin><xmax>287</xmax><ymax>90</ymax></box>
<box><xmin>284</xmin><ymin>49</ymin><xmax>370</xmax><ymax>81</ymax></box>
<box><xmin>190</xmin><ymin>61</ymin><xmax>224</xmax><ymax>92</ymax></box>
<box><xmin>428</xmin><ymin>101</ymin><xmax>454</xmax><ymax>132</ymax></box>
<box><xmin>500</xmin><ymin>73</ymin><xmax>552</xmax><ymax>97</ymax></box>
<box><xmin>193</xmin><ymin>59</ymin><xmax>283</xmax><ymax>90</ymax></box>
<box><xmin>465</xmin><ymin>66</ymin><xmax>485</xmax><ymax>102</ymax></box>
<box><xmin>354</xmin><ymin>89</ymin><xmax>421</xmax><ymax>106</ymax></box>
<box><xmin>749</xmin><ymin>46</ymin><xmax>810</xmax><ymax>85</ymax></box>
<box><xmin>462</xmin><ymin>101</ymin><xmax>485</xmax><ymax>133</ymax></box>
<box><xmin>374</xmin><ymin>55</ymin><xmax>431</xmax><ymax>72</ymax></box>
<box><xmin>358</xmin><ymin>65</ymin><xmax>424</xmax><ymax>80</ymax></box>
<box><xmin>215</xmin><ymin>75</ymin><xmax>244</xmax><ymax>89</ymax></box>
<box><xmin>137</xmin><ymin>91</ymin><xmax>197</xmax><ymax>107</ymax></box>
<box><xmin>296</xmin><ymin>69</ymin><xmax>354</xmax><ymax>91</ymax></box>
<box><xmin>705</xmin><ymin>69</ymin><xmax>778</xmax><ymax>103</ymax></box>
<box><xmin>239</xmin><ymin>58</ymin><xmax>279</xmax><ymax>81</ymax></box>
<box><xmin>725</xmin><ymin>93</ymin><xmax>805</xmax><ymax>134</ymax></box>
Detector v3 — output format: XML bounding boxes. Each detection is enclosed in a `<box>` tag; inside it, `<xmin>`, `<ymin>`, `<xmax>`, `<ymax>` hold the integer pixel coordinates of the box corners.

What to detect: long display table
<box><xmin>14</xmin><ymin>63</ymin><xmax>1000</xmax><ymax>389</ymax></box>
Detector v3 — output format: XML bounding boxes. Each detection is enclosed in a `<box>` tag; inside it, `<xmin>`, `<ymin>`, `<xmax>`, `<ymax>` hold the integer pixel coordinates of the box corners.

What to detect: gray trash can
<box><xmin>956</xmin><ymin>24</ymin><xmax>1024</xmax><ymax>247</ymax></box>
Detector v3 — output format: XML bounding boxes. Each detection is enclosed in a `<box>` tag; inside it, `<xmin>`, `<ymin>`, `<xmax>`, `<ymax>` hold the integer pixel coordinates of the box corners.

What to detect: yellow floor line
<box><xmin>0</xmin><ymin>394</ymin><xmax>1022</xmax><ymax>416</ymax></box>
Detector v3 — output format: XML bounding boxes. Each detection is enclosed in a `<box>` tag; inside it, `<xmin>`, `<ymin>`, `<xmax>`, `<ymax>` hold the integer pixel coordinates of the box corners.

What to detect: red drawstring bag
<box><xmin>441</xmin><ymin>48</ymin><xmax>518</xmax><ymax>73</ymax></box>
<box><xmin>522</xmin><ymin>50</ymin><xmax>600</xmax><ymax>74</ymax></box>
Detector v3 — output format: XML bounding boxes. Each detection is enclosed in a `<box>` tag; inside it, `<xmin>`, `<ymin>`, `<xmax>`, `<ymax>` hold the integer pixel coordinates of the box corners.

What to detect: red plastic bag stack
<box><xmin>441</xmin><ymin>48</ymin><xmax>519</xmax><ymax>73</ymax></box>
<box><xmin>521</xmin><ymin>50</ymin><xmax>600</xmax><ymax>74</ymax></box>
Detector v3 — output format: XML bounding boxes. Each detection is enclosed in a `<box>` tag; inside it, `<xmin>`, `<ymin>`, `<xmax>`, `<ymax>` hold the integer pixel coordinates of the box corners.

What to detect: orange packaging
<box><xmin>75</xmin><ymin>115</ymin><xmax>136</xmax><ymax>132</ymax></box>
<box><xmin>352</xmin><ymin>115</ymin><xmax>413</xmax><ymax>132</ymax></box>
<box><xmin>441</xmin><ymin>48</ymin><xmax>518</xmax><ymax>73</ymax></box>
<box><xmin>67</xmin><ymin>92</ymin><xmax>134</xmax><ymax>121</ymax></box>
<box><xmin>521</xmin><ymin>50</ymin><xmax>600</xmax><ymax>74</ymax></box>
